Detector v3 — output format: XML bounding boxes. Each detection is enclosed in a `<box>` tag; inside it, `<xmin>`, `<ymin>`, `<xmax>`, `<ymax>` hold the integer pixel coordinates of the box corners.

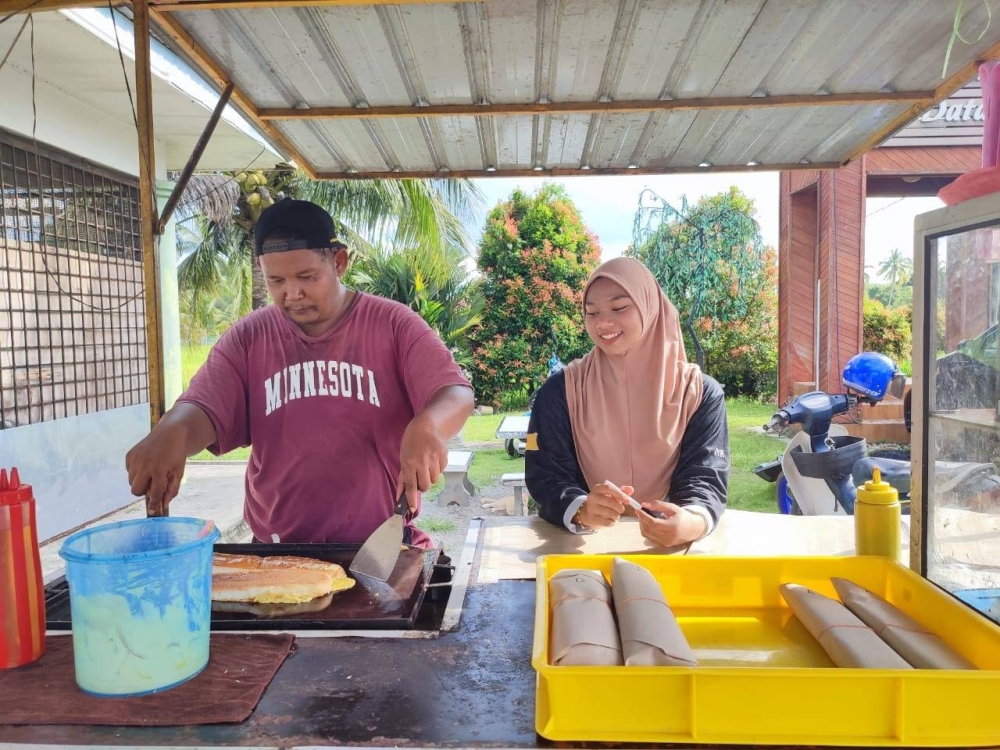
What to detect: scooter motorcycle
<box><xmin>754</xmin><ymin>353</ymin><xmax>907</xmax><ymax>516</ymax></box>
<box><xmin>757</xmin><ymin>351</ymin><xmax>1000</xmax><ymax>515</ymax></box>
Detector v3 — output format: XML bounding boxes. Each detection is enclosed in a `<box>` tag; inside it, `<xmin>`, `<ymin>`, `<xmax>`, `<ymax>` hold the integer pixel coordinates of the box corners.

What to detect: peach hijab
<box><xmin>564</xmin><ymin>257</ymin><xmax>703</xmax><ymax>504</ymax></box>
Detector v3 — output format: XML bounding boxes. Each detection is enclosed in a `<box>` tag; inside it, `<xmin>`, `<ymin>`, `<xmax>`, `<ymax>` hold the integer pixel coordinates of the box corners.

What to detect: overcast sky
<box><xmin>466</xmin><ymin>174</ymin><xmax>942</xmax><ymax>284</ymax></box>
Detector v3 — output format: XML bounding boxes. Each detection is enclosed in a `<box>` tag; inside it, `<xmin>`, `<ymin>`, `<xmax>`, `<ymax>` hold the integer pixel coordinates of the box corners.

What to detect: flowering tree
<box><xmin>470</xmin><ymin>184</ymin><xmax>601</xmax><ymax>406</ymax></box>
<box><xmin>628</xmin><ymin>187</ymin><xmax>777</xmax><ymax>398</ymax></box>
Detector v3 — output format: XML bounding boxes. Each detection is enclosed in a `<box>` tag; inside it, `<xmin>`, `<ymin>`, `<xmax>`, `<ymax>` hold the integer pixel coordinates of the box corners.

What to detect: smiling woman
<box><xmin>583</xmin><ymin>278</ymin><xmax>642</xmax><ymax>352</ymax></box>
<box><xmin>526</xmin><ymin>257</ymin><xmax>731</xmax><ymax>548</ymax></box>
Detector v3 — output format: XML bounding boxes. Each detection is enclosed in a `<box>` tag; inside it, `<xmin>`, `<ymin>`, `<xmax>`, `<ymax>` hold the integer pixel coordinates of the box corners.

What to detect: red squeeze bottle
<box><xmin>0</xmin><ymin>468</ymin><xmax>45</xmax><ymax>668</ymax></box>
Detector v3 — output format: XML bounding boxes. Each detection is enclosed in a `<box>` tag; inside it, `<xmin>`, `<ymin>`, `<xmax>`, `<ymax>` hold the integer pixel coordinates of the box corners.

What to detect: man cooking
<box><xmin>125</xmin><ymin>198</ymin><xmax>475</xmax><ymax>548</ymax></box>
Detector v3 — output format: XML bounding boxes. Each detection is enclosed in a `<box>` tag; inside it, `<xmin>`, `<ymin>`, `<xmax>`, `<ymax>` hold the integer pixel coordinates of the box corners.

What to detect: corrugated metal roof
<box><xmin>0</xmin><ymin>9</ymin><xmax>277</xmax><ymax>172</ymax></box>
<box><xmin>147</xmin><ymin>0</ymin><xmax>1000</xmax><ymax>178</ymax></box>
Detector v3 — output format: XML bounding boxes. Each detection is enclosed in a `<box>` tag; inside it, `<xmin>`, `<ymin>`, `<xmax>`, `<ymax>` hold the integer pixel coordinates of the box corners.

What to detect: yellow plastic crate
<box><xmin>533</xmin><ymin>555</ymin><xmax>1000</xmax><ymax>747</ymax></box>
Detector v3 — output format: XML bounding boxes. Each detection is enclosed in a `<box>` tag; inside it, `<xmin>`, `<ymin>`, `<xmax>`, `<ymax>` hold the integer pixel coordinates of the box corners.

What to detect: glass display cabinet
<box><xmin>912</xmin><ymin>193</ymin><xmax>1000</xmax><ymax>625</ymax></box>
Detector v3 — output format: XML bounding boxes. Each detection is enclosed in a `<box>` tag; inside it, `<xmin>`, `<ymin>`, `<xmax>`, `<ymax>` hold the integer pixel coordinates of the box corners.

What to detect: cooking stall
<box><xmin>2</xmin><ymin>504</ymin><xmax>998</xmax><ymax>748</ymax></box>
<box><xmin>1</xmin><ymin>1</ymin><xmax>1000</xmax><ymax>748</ymax></box>
<box><xmin>0</xmin><ymin>514</ymin><xmax>920</xmax><ymax>746</ymax></box>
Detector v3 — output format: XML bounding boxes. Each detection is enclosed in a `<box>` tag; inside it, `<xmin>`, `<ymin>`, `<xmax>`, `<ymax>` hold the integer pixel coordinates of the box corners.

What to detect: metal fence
<box><xmin>0</xmin><ymin>129</ymin><xmax>148</xmax><ymax>429</ymax></box>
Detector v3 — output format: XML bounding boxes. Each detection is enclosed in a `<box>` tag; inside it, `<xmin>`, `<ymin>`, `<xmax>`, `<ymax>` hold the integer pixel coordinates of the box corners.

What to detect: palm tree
<box><xmin>347</xmin><ymin>244</ymin><xmax>484</xmax><ymax>368</ymax></box>
<box><xmin>877</xmin><ymin>248</ymin><xmax>913</xmax><ymax>307</ymax></box>
<box><xmin>175</xmin><ymin>166</ymin><xmax>483</xmax><ymax>310</ymax></box>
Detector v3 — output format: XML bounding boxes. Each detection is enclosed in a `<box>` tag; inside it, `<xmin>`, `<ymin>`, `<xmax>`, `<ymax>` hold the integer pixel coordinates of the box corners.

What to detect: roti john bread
<box><xmin>549</xmin><ymin>569</ymin><xmax>623</xmax><ymax>666</ymax></box>
<box><xmin>831</xmin><ymin>578</ymin><xmax>976</xmax><ymax>670</ymax></box>
<box><xmin>212</xmin><ymin>592</ymin><xmax>336</xmax><ymax>617</ymax></box>
<box><xmin>212</xmin><ymin>552</ymin><xmax>348</xmax><ymax>575</ymax></box>
<box><xmin>611</xmin><ymin>557</ymin><xmax>697</xmax><ymax>666</ymax></box>
<box><xmin>211</xmin><ymin>553</ymin><xmax>356</xmax><ymax>604</ymax></box>
<box><xmin>779</xmin><ymin>583</ymin><xmax>911</xmax><ymax>669</ymax></box>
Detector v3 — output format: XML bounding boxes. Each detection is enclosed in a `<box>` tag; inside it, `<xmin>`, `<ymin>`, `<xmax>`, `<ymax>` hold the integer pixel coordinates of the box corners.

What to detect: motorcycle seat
<box><xmin>852</xmin><ymin>457</ymin><xmax>910</xmax><ymax>496</ymax></box>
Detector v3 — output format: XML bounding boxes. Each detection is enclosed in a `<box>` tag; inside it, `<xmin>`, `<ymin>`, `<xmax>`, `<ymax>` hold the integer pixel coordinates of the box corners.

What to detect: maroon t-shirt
<box><xmin>177</xmin><ymin>293</ymin><xmax>471</xmax><ymax>547</ymax></box>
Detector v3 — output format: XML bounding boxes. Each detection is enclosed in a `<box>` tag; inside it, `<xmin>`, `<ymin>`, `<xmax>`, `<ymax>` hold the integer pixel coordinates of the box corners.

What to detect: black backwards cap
<box><xmin>253</xmin><ymin>198</ymin><xmax>347</xmax><ymax>256</ymax></box>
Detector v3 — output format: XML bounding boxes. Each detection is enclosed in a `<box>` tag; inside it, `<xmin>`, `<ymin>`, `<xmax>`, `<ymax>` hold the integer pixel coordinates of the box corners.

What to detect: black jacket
<box><xmin>525</xmin><ymin>370</ymin><xmax>729</xmax><ymax>529</ymax></box>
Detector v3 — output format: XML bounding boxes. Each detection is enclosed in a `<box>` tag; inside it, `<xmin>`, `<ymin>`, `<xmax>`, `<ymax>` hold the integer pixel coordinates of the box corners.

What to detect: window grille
<box><xmin>0</xmin><ymin>129</ymin><xmax>148</xmax><ymax>429</ymax></box>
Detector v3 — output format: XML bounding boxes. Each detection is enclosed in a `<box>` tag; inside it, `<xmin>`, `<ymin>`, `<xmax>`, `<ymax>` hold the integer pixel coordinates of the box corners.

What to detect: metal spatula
<box><xmin>350</xmin><ymin>493</ymin><xmax>407</xmax><ymax>581</ymax></box>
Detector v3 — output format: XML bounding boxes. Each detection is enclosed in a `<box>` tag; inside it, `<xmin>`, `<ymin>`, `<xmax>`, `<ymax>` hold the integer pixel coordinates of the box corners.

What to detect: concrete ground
<box><xmin>39</xmin><ymin>458</ymin><xmax>518</xmax><ymax>582</ymax></box>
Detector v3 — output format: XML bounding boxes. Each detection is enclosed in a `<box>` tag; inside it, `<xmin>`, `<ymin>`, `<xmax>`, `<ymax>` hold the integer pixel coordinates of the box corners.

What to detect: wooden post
<box><xmin>134</xmin><ymin>0</ymin><xmax>167</xmax><ymax>514</ymax></box>
<box><xmin>157</xmin><ymin>81</ymin><xmax>235</xmax><ymax>234</ymax></box>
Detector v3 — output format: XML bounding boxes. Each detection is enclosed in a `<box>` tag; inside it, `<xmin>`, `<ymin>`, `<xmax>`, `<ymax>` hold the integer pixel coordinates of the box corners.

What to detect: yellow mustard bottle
<box><xmin>854</xmin><ymin>467</ymin><xmax>901</xmax><ymax>559</ymax></box>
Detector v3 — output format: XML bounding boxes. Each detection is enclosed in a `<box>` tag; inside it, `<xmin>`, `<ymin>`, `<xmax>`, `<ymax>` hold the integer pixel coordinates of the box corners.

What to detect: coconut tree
<box><xmin>877</xmin><ymin>248</ymin><xmax>913</xmax><ymax>307</ymax></box>
<box><xmin>175</xmin><ymin>165</ymin><xmax>483</xmax><ymax>311</ymax></box>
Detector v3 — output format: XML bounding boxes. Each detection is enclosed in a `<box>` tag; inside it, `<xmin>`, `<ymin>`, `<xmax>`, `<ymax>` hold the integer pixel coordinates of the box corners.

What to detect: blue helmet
<box><xmin>842</xmin><ymin>352</ymin><xmax>901</xmax><ymax>401</ymax></box>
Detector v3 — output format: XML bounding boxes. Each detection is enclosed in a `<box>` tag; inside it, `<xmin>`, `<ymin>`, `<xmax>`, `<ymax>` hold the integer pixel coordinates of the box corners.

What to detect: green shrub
<box><xmin>702</xmin><ymin>316</ymin><xmax>778</xmax><ymax>401</ymax></box>
<box><xmin>863</xmin><ymin>298</ymin><xmax>912</xmax><ymax>364</ymax></box>
<box><xmin>498</xmin><ymin>388</ymin><xmax>532</xmax><ymax>412</ymax></box>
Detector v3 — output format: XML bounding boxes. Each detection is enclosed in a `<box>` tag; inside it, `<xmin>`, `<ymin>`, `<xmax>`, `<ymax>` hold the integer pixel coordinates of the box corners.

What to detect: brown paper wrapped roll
<box><xmin>832</xmin><ymin>578</ymin><xmax>976</xmax><ymax>670</ymax></box>
<box><xmin>549</xmin><ymin>569</ymin><xmax>623</xmax><ymax>666</ymax></box>
<box><xmin>611</xmin><ymin>557</ymin><xmax>697</xmax><ymax>667</ymax></box>
<box><xmin>780</xmin><ymin>583</ymin><xmax>912</xmax><ymax>669</ymax></box>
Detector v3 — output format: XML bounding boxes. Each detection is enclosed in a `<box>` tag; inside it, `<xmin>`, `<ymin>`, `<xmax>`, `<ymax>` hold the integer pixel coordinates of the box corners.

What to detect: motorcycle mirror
<box><xmin>888</xmin><ymin>372</ymin><xmax>907</xmax><ymax>399</ymax></box>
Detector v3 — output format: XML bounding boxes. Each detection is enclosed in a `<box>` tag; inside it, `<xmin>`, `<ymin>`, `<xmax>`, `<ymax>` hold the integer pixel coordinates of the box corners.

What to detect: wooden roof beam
<box><xmin>148</xmin><ymin>5</ymin><xmax>319</xmax><ymax>178</ymax></box>
<box><xmin>0</xmin><ymin>0</ymin><xmax>123</xmax><ymax>13</ymax></box>
<box><xmin>149</xmin><ymin>0</ymin><xmax>478</xmax><ymax>10</ymax></box>
<box><xmin>843</xmin><ymin>39</ymin><xmax>1000</xmax><ymax>165</ymax></box>
<box><xmin>315</xmin><ymin>161</ymin><xmax>842</xmax><ymax>180</ymax></box>
<box><xmin>259</xmin><ymin>91</ymin><xmax>937</xmax><ymax>121</ymax></box>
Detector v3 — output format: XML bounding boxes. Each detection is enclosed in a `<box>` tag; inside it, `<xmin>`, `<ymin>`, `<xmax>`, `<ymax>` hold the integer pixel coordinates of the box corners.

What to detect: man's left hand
<box><xmin>634</xmin><ymin>501</ymin><xmax>707</xmax><ymax>548</ymax></box>
<box><xmin>397</xmin><ymin>415</ymin><xmax>448</xmax><ymax>513</ymax></box>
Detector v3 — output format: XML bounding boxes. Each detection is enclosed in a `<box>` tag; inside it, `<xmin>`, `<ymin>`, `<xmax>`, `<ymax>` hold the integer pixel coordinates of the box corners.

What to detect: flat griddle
<box><xmin>44</xmin><ymin>543</ymin><xmax>442</xmax><ymax>631</ymax></box>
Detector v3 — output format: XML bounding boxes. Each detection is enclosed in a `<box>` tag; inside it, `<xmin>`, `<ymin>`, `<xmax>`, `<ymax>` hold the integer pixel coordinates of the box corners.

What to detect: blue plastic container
<box><xmin>59</xmin><ymin>517</ymin><xmax>219</xmax><ymax>697</ymax></box>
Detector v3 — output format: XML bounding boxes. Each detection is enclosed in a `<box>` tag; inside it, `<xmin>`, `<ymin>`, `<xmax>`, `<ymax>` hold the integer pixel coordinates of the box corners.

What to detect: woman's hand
<box><xmin>577</xmin><ymin>483</ymin><xmax>634</xmax><ymax>528</ymax></box>
<box><xmin>635</xmin><ymin>500</ymin><xmax>707</xmax><ymax>547</ymax></box>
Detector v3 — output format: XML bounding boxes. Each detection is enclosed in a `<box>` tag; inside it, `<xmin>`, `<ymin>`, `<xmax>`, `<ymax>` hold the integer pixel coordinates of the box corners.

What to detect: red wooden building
<box><xmin>778</xmin><ymin>81</ymin><xmax>983</xmax><ymax>415</ymax></box>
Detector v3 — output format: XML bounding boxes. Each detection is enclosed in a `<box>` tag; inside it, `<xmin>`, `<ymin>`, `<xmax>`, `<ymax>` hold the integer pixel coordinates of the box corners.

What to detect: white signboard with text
<box><xmin>882</xmin><ymin>81</ymin><xmax>983</xmax><ymax>148</ymax></box>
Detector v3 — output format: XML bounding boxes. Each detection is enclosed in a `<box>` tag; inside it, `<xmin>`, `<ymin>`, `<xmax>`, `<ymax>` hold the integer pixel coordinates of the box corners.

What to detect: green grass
<box><xmin>469</xmin><ymin>449</ymin><xmax>524</xmax><ymax>487</ymax></box>
<box><xmin>726</xmin><ymin>397</ymin><xmax>785</xmax><ymax>513</ymax></box>
<box><xmin>181</xmin><ymin>344</ymin><xmax>212</xmax><ymax>389</ymax></box>
<box><xmin>191</xmin><ymin>446</ymin><xmax>252</xmax><ymax>461</ymax></box>
<box><xmin>423</xmin><ymin>448</ymin><xmax>524</xmax><ymax>502</ymax></box>
<box><xmin>415</xmin><ymin>517</ymin><xmax>457</xmax><ymax>533</ymax></box>
<box><xmin>460</xmin><ymin>411</ymin><xmax>520</xmax><ymax>443</ymax></box>
<box><xmin>181</xmin><ymin>344</ymin><xmax>249</xmax><ymax>461</ymax></box>
<box><xmin>455</xmin><ymin>399</ymin><xmax>782</xmax><ymax>513</ymax></box>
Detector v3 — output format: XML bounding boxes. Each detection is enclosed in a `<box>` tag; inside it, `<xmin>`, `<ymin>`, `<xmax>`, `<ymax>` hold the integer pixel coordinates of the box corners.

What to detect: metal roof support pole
<box><xmin>156</xmin><ymin>81</ymin><xmax>235</xmax><ymax>234</ymax></box>
<box><xmin>134</xmin><ymin>0</ymin><xmax>166</xmax><ymax>441</ymax></box>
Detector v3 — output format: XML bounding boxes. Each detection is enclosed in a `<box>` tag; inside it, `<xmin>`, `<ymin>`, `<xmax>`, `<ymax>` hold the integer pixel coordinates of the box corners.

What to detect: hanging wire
<box><xmin>20</xmin><ymin>18</ymin><xmax>147</xmax><ymax>312</ymax></box>
<box><xmin>0</xmin><ymin>14</ymin><xmax>28</xmax><ymax>73</ymax></box>
<box><xmin>105</xmin><ymin>4</ymin><xmax>269</xmax><ymax>226</ymax></box>
<box><xmin>865</xmin><ymin>196</ymin><xmax>906</xmax><ymax>218</ymax></box>
<box><xmin>942</xmin><ymin>0</ymin><xmax>992</xmax><ymax>78</ymax></box>
<box><xmin>108</xmin><ymin>2</ymin><xmax>158</xmax><ymax>224</ymax></box>
<box><xmin>28</xmin><ymin>12</ymin><xmax>35</xmax><ymax>141</ymax></box>
<box><xmin>0</xmin><ymin>0</ymin><xmax>44</xmax><ymax>28</ymax></box>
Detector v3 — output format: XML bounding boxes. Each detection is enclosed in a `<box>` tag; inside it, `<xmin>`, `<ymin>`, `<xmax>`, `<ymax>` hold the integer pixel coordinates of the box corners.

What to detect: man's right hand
<box><xmin>576</xmin><ymin>482</ymin><xmax>634</xmax><ymax>528</ymax></box>
<box><xmin>126</xmin><ymin>422</ymin><xmax>188</xmax><ymax>515</ymax></box>
<box><xmin>125</xmin><ymin>404</ymin><xmax>217</xmax><ymax>515</ymax></box>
